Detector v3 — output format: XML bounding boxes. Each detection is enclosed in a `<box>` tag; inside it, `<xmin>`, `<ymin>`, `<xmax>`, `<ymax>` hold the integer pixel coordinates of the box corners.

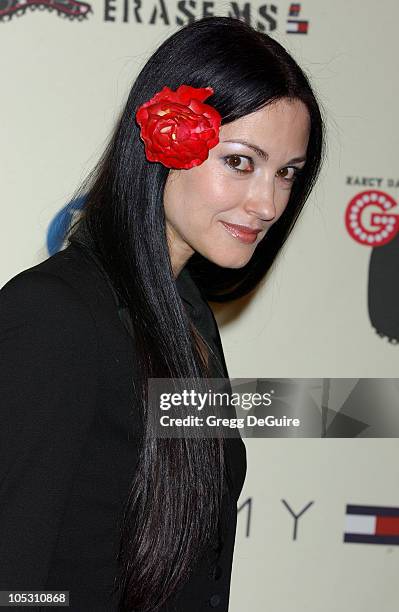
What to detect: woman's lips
<box><xmin>220</xmin><ymin>221</ymin><xmax>261</xmax><ymax>244</ymax></box>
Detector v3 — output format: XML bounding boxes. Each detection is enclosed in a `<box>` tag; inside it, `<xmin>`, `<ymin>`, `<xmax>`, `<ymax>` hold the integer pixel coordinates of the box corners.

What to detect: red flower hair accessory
<box><xmin>135</xmin><ymin>84</ymin><xmax>222</xmax><ymax>170</ymax></box>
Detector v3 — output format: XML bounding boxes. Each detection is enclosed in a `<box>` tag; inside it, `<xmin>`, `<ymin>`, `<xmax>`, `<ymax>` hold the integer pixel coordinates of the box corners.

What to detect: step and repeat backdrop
<box><xmin>1</xmin><ymin>2</ymin><xmax>398</xmax><ymax>611</ymax></box>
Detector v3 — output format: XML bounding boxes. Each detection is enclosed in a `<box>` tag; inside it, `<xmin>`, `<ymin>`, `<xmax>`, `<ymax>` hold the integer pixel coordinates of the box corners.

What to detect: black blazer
<box><xmin>0</xmin><ymin>241</ymin><xmax>247</xmax><ymax>611</ymax></box>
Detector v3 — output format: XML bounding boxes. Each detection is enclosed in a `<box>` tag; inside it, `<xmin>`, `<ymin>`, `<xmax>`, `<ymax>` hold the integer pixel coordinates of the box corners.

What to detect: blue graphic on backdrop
<box><xmin>46</xmin><ymin>196</ymin><xmax>85</xmax><ymax>256</ymax></box>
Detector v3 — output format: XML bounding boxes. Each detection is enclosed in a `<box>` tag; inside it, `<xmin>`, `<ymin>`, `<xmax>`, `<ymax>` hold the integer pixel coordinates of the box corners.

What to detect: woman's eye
<box><xmin>277</xmin><ymin>167</ymin><xmax>301</xmax><ymax>182</ymax></box>
<box><xmin>223</xmin><ymin>155</ymin><xmax>253</xmax><ymax>174</ymax></box>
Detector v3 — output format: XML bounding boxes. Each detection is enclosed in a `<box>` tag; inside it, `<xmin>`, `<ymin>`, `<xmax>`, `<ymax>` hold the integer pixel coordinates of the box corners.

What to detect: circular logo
<box><xmin>345</xmin><ymin>190</ymin><xmax>399</xmax><ymax>246</ymax></box>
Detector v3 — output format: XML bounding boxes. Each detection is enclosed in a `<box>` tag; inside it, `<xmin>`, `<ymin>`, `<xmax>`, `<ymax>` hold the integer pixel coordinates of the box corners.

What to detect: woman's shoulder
<box><xmin>0</xmin><ymin>247</ymin><xmax>100</xmax><ymax>375</ymax></box>
<box><xmin>0</xmin><ymin>243</ymin><xmax>130</xmax><ymax>388</ymax></box>
<box><xmin>0</xmin><ymin>241</ymin><xmax>138</xmax><ymax>434</ymax></box>
<box><xmin>0</xmin><ymin>242</ymin><xmax>122</xmax><ymax>332</ymax></box>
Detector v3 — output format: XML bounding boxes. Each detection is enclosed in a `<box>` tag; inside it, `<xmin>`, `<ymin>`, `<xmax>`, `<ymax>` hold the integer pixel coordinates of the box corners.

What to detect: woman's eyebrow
<box><xmin>220</xmin><ymin>139</ymin><xmax>307</xmax><ymax>164</ymax></box>
<box><xmin>221</xmin><ymin>139</ymin><xmax>268</xmax><ymax>160</ymax></box>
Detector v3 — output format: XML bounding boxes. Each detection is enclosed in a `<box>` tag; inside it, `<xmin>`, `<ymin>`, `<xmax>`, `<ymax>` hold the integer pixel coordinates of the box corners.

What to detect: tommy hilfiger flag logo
<box><xmin>288</xmin><ymin>3</ymin><xmax>301</xmax><ymax>17</ymax></box>
<box><xmin>344</xmin><ymin>504</ymin><xmax>399</xmax><ymax>545</ymax></box>
<box><xmin>286</xmin><ymin>3</ymin><xmax>309</xmax><ymax>34</ymax></box>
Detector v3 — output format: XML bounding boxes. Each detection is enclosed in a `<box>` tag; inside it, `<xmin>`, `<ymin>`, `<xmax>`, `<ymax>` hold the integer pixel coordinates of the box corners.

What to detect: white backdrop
<box><xmin>1</xmin><ymin>2</ymin><xmax>398</xmax><ymax>610</ymax></box>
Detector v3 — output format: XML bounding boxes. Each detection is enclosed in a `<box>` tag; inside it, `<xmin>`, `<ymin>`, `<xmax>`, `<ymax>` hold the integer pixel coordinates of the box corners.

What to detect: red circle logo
<box><xmin>345</xmin><ymin>190</ymin><xmax>399</xmax><ymax>246</ymax></box>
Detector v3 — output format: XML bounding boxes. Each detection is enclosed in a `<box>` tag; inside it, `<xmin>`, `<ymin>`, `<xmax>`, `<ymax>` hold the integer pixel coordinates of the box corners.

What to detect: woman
<box><xmin>0</xmin><ymin>16</ymin><xmax>325</xmax><ymax>612</ymax></box>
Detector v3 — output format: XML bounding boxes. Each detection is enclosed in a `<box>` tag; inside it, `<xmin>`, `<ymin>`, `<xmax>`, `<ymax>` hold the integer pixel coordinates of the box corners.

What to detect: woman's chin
<box><xmin>204</xmin><ymin>251</ymin><xmax>254</xmax><ymax>269</ymax></box>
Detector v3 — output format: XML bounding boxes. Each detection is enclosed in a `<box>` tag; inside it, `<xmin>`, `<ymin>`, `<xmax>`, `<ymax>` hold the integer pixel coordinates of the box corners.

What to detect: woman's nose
<box><xmin>243</xmin><ymin>181</ymin><xmax>277</xmax><ymax>222</ymax></box>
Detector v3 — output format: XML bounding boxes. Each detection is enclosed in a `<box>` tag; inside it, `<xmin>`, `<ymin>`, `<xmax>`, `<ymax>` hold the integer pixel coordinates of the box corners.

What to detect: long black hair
<box><xmin>66</xmin><ymin>16</ymin><xmax>326</xmax><ymax>612</ymax></box>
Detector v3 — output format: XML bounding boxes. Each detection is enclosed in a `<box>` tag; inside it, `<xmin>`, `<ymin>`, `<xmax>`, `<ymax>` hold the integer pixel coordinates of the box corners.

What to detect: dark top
<box><xmin>0</xmin><ymin>241</ymin><xmax>247</xmax><ymax>611</ymax></box>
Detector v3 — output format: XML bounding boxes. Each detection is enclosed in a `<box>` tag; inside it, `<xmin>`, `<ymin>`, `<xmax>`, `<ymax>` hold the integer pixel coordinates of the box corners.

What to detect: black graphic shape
<box><xmin>368</xmin><ymin>233</ymin><xmax>399</xmax><ymax>344</ymax></box>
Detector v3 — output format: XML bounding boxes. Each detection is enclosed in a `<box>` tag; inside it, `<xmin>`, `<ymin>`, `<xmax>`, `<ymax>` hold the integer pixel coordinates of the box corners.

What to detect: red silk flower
<box><xmin>135</xmin><ymin>84</ymin><xmax>222</xmax><ymax>169</ymax></box>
